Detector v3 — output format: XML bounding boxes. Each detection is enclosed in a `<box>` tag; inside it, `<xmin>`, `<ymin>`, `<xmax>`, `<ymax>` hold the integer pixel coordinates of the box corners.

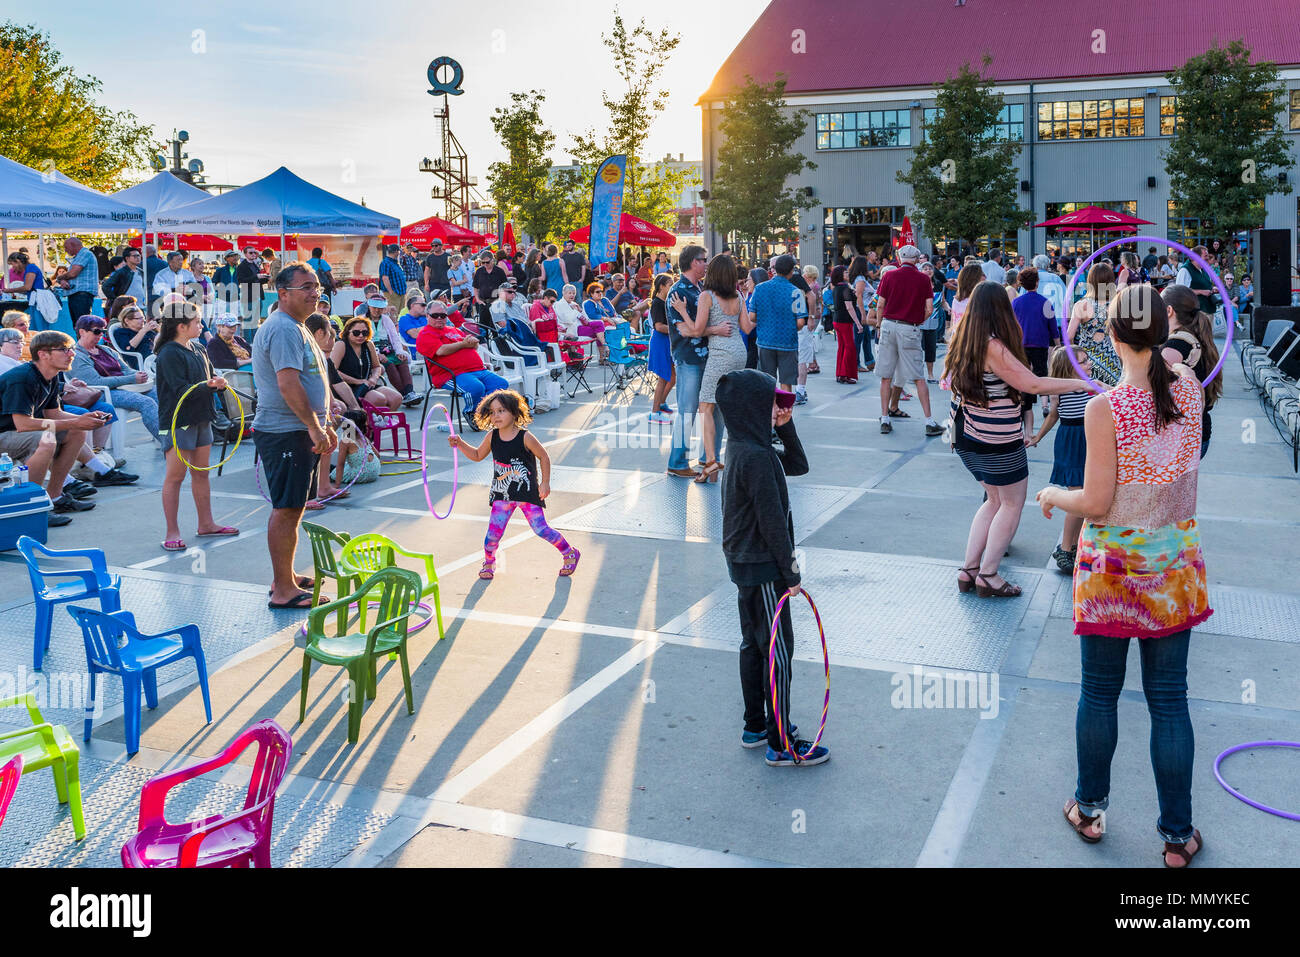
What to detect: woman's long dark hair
<box><xmin>955</xmin><ymin>263</ymin><xmax>985</xmax><ymax>301</ymax></box>
<box><xmin>847</xmin><ymin>255</ymin><xmax>869</xmax><ymax>284</ymax></box>
<box><xmin>1110</xmin><ymin>284</ymin><xmax>1182</xmax><ymax>431</ymax></box>
<box><xmin>946</xmin><ymin>281</ymin><xmax>1028</xmax><ymax>407</ymax></box>
<box><xmin>701</xmin><ymin>254</ymin><xmax>739</xmax><ymax>299</ymax></box>
<box><xmin>830</xmin><ymin>265</ymin><xmax>846</xmax><ymax>286</ymax></box>
<box><xmin>155</xmin><ymin>299</ymin><xmax>200</xmax><ymax>351</ymax></box>
<box><xmin>1161</xmin><ymin>283</ymin><xmax>1222</xmax><ymax>410</ymax></box>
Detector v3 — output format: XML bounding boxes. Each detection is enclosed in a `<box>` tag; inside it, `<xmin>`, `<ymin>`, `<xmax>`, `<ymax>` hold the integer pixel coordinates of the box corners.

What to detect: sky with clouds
<box><xmin>15</xmin><ymin>1</ymin><xmax>770</xmax><ymax>222</ymax></box>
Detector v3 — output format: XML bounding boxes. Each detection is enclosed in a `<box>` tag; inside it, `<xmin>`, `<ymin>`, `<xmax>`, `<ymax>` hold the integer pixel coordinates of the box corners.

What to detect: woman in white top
<box><xmin>0</xmin><ymin>326</ymin><xmax>23</xmax><ymax>373</ymax></box>
<box><xmin>554</xmin><ymin>283</ymin><xmax>586</xmax><ymax>339</ymax></box>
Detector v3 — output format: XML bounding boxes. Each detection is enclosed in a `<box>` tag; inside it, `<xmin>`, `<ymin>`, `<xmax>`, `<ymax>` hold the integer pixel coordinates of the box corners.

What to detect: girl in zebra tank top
<box><xmin>1026</xmin><ymin>347</ymin><xmax>1099</xmax><ymax>572</ymax></box>
<box><xmin>449</xmin><ymin>389</ymin><xmax>580</xmax><ymax>581</ymax></box>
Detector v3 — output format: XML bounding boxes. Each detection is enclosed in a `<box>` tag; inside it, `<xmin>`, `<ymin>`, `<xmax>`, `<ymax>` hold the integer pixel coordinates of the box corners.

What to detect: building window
<box><xmin>1291</xmin><ymin>90</ymin><xmax>1300</xmax><ymax>131</ymax></box>
<box><xmin>815</xmin><ymin>110</ymin><xmax>911</xmax><ymax>150</ymax></box>
<box><xmin>1041</xmin><ymin>201</ymin><xmax>1139</xmax><ymax>255</ymax></box>
<box><xmin>822</xmin><ymin>206</ymin><xmax>907</xmax><ymax>267</ymax></box>
<box><xmin>1159</xmin><ymin>96</ymin><xmax>1181</xmax><ymax>135</ymax></box>
<box><xmin>921</xmin><ymin>104</ymin><xmax>1023</xmax><ymax>143</ymax></box>
<box><xmin>1167</xmin><ymin>201</ymin><xmax>1214</xmax><ymax>250</ymax></box>
<box><xmin>1037</xmin><ymin>98</ymin><xmax>1145</xmax><ymax>140</ymax></box>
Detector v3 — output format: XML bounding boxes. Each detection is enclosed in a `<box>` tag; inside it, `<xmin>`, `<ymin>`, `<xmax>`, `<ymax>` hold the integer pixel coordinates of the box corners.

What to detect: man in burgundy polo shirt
<box><xmin>415</xmin><ymin>310</ymin><xmax>508</xmax><ymax>422</ymax></box>
<box><xmin>875</xmin><ymin>246</ymin><xmax>943</xmax><ymax>437</ymax></box>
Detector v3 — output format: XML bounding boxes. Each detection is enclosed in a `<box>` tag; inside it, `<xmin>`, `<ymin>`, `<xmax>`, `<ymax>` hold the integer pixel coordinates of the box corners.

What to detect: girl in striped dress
<box><xmin>1036</xmin><ymin>283</ymin><xmax>1210</xmax><ymax>868</ymax></box>
<box><xmin>1026</xmin><ymin>347</ymin><xmax>1096</xmax><ymax>572</ymax></box>
<box><xmin>944</xmin><ymin>281</ymin><xmax>1085</xmax><ymax>598</ymax></box>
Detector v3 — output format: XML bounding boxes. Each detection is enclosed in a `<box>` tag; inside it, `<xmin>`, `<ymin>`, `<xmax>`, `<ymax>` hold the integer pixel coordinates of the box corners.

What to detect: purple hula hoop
<box><xmin>255</xmin><ymin>431</ymin><xmax>377</xmax><ymax>505</ymax></box>
<box><xmin>421</xmin><ymin>403</ymin><xmax>458</xmax><ymax>520</ymax></box>
<box><xmin>1213</xmin><ymin>740</ymin><xmax>1300</xmax><ymax>821</ymax></box>
<box><xmin>1061</xmin><ymin>236</ymin><xmax>1235</xmax><ymax>392</ymax></box>
<box><xmin>298</xmin><ymin>599</ymin><xmax>435</xmax><ymax>638</ymax></box>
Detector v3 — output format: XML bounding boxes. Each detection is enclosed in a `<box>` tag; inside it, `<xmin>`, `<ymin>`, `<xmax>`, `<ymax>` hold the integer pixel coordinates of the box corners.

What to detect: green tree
<box><xmin>486</xmin><ymin>90</ymin><xmax>581</xmax><ymax>245</ymax></box>
<box><xmin>896</xmin><ymin>60</ymin><xmax>1029</xmax><ymax>250</ymax></box>
<box><xmin>705</xmin><ymin>74</ymin><xmax>817</xmax><ymax>254</ymax></box>
<box><xmin>1164</xmin><ymin>40</ymin><xmax>1294</xmax><ymax>241</ymax></box>
<box><xmin>0</xmin><ymin>21</ymin><xmax>158</xmax><ymax>191</ymax></box>
<box><xmin>569</xmin><ymin>11</ymin><xmax>699</xmax><ymax>238</ymax></box>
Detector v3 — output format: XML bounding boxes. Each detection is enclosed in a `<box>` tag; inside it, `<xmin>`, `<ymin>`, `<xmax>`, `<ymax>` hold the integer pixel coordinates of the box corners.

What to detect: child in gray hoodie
<box><xmin>716</xmin><ymin>368</ymin><xmax>828</xmax><ymax>767</ymax></box>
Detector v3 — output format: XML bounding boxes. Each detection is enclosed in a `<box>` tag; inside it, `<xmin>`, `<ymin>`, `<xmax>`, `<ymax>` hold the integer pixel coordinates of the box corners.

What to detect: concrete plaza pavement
<box><xmin>0</xmin><ymin>332</ymin><xmax>1297</xmax><ymax>868</ymax></box>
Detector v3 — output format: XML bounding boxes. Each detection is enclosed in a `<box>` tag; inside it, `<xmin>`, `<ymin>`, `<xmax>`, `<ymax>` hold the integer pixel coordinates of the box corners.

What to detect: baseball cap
<box><xmin>897</xmin><ymin>245</ymin><xmax>921</xmax><ymax>262</ymax></box>
<box><xmin>216</xmin><ymin>313</ymin><xmax>241</xmax><ymax>326</ymax></box>
<box><xmin>774</xmin><ymin>388</ymin><xmax>796</xmax><ymax>410</ymax></box>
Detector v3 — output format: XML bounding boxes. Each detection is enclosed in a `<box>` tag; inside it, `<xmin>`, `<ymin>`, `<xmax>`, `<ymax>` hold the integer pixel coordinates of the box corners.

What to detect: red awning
<box><xmin>570</xmin><ymin>213</ymin><xmax>676</xmax><ymax>247</ymax></box>
<box><xmin>384</xmin><ymin>215</ymin><xmax>486</xmax><ymax>250</ymax></box>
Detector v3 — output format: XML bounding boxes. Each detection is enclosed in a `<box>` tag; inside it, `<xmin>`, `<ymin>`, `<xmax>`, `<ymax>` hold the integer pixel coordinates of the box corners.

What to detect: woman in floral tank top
<box><xmin>1036</xmin><ymin>283</ymin><xmax>1210</xmax><ymax>868</ymax></box>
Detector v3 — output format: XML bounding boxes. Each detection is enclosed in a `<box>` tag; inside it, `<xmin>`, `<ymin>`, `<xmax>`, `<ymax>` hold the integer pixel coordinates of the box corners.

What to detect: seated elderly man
<box><xmin>489</xmin><ymin>280</ymin><xmax>531</xmax><ymax>329</ymax></box>
<box><xmin>398</xmin><ymin>293</ymin><xmax>428</xmax><ymax>349</ymax></box>
<box><xmin>415</xmin><ymin>307</ymin><xmax>507</xmax><ymax>422</ymax></box>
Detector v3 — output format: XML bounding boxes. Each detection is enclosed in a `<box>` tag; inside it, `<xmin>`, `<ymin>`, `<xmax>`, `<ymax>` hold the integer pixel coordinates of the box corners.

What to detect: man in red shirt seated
<box><xmin>416</xmin><ymin>309</ymin><xmax>508</xmax><ymax>418</ymax></box>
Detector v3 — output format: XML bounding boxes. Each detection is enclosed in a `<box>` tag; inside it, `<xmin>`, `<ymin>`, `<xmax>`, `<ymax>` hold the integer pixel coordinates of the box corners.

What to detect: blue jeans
<box><xmin>667</xmin><ymin>360</ymin><xmax>725</xmax><ymax>471</ymax></box>
<box><xmin>64</xmin><ymin>401</ymin><xmax>116</xmax><ymax>423</ymax></box>
<box><xmin>1075</xmin><ymin>630</ymin><xmax>1194</xmax><ymax>843</ymax></box>
<box><xmin>450</xmin><ymin>370</ymin><xmax>509</xmax><ymax>418</ymax></box>
<box><xmin>856</xmin><ymin>325</ymin><xmax>874</xmax><ymax>366</ymax></box>
<box><xmin>109</xmin><ymin>388</ymin><xmax>160</xmax><ymax>442</ymax></box>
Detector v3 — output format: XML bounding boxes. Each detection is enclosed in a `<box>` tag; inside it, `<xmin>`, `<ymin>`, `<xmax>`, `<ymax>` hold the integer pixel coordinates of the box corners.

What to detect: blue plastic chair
<box><xmin>17</xmin><ymin>536</ymin><xmax>122</xmax><ymax>671</ymax></box>
<box><xmin>65</xmin><ymin>606</ymin><xmax>212</xmax><ymax>755</ymax></box>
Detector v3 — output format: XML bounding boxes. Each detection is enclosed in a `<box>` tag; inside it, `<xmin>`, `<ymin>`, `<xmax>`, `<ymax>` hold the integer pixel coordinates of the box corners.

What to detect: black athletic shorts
<box><xmin>253</xmin><ymin>429</ymin><xmax>318</xmax><ymax>510</ymax></box>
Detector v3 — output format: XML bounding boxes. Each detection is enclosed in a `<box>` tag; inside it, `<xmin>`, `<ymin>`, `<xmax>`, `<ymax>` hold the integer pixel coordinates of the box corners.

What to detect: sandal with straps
<box><xmin>976</xmin><ymin>572</ymin><xmax>1022</xmax><ymax>598</ymax></box>
<box><xmin>478</xmin><ymin>560</ymin><xmax>495</xmax><ymax>581</ymax></box>
<box><xmin>957</xmin><ymin>565</ymin><xmax>979</xmax><ymax>593</ymax></box>
<box><xmin>1163</xmin><ymin>829</ymin><xmax>1204</xmax><ymax>868</ymax></box>
<box><xmin>1063</xmin><ymin>799</ymin><xmax>1104</xmax><ymax>844</ymax></box>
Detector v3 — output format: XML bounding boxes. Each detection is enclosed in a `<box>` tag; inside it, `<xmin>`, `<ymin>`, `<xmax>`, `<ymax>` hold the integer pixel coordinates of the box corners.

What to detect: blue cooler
<box><xmin>0</xmin><ymin>481</ymin><xmax>52</xmax><ymax>550</ymax></box>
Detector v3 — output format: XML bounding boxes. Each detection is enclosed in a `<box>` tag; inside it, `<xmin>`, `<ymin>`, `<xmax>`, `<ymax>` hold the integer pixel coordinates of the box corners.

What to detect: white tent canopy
<box><xmin>112</xmin><ymin>171</ymin><xmax>209</xmax><ymax>231</ymax></box>
<box><xmin>157</xmin><ymin>166</ymin><xmax>399</xmax><ymax>235</ymax></box>
<box><xmin>0</xmin><ymin>155</ymin><xmax>146</xmax><ymax>232</ymax></box>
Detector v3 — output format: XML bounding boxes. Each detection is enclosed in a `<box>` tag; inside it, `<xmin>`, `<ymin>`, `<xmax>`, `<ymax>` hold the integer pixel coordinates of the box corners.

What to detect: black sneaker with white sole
<box><xmin>924</xmin><ymin>422</ymin><xmax>945</xmax><ymax>437</ymax></box>
<box><xmin>91</xmin><ymin>467</ymin><xmax>139</xmax><ymax>487</ymax></box>
<box><xmin>880</xmin><ymin>419</ymin><xmax>892</xmax><ymax>434</ymax></box>
<box><xmin>52</xmin><ymin>494</ymin><xmax>95</xmax><ymax>513</ymax></box>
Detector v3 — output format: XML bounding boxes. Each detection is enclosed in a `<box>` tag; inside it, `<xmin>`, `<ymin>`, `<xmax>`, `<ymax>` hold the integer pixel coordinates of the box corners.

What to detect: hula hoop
<box><xmin>168</xmin><ymin>380</ymin><xmax>244</xmax><ymax>472</ymax></box>
<box><xmin>1213</xmin><ymin>740</ymin><xmax>1300</xmax><ymax>821</ymax></box>
<box><xmin>1061</xmin><ymin>236</ymin><xmax>1235</xmax><ymax>392</ymax></box>
<box><xmin>767</xmin><ymin>587</ymin><xmax>829</xmax><ymax>762</ymax></box>
<box><xmin>255</xmin><ymin>430</ymin><xmax>376</xmax><ymax>506</ymax></box>
<box><xmin>420</xmin><ymin>403</ymin><xmax>458</xmax><ymax>520</ymax></box>
<box><xmin>298</xmin><ymin>599</ymin><xmax>435</xmax><ymax>638</ymax></box>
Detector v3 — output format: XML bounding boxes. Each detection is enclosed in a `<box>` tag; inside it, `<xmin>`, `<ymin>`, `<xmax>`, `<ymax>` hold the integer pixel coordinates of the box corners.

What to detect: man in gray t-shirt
<box><xmin>252</xmin><ymin>263</ymin><xmax>337</xmax><ymax>609</ymax></box>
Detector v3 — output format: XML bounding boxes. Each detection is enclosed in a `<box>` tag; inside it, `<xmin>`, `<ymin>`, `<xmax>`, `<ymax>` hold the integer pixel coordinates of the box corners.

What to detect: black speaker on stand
<box><xmin>1254</xmin><ymin>228</ymin><xmax>1292</xmax><ymax>307</ymax></box>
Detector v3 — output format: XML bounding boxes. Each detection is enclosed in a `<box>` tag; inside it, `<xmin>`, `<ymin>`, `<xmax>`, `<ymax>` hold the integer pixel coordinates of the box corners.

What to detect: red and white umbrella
<box><xmin>569</xmin><ymin>213</ymin><xmax>676</xmax><ymax>247</ymax></box>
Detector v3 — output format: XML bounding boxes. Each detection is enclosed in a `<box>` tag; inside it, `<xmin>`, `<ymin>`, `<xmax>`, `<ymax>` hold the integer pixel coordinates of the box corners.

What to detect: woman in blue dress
<box><xmin>647</xmin><ymin>273</ymin><xmax>675</xmax><ymax>421</ymax></box>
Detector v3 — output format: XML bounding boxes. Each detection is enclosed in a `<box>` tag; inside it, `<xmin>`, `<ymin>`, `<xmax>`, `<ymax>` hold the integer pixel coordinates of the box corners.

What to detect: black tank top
<box><xmin>489</xmin><ymin>428</ymin><xmax>543</xmax><ymax>506</ymax></box>
<box><xmin>339</xmin><ymin>341</ymin><xmax>372</xmax><ymax>381</ymax></box>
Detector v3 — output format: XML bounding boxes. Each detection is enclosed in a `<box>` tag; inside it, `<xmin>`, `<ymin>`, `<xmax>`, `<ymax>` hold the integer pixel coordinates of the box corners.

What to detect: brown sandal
<box><xmin>1063</xmin><ymin>799</ymin><xmax>1104</xmax><ymax>844</ymax></box>
<box><xmin>1162</xmin><ymin>829</ymin><xmax>1203</xmax><ymax>868</ymax></box>
<box><xmin>976</xmin><ymin>573</ymin><xmax>1022</xmax><ymax>598</ymax></box>
<box><xmin>693</xmin><ymin>460</ymin><xmax>723</xmax><ymax>484</ymax></box>
<box><xmin>957</xmin><ymin>565</ymin><xmax>979</xmax><ymax>593</ymax></box>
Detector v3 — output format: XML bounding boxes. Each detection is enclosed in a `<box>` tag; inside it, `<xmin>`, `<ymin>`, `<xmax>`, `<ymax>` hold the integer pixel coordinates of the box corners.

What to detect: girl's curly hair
<box><xmin>473</xmin><ymin>388</ymin><xmax>532</xmax><ymax>430</ymax></box>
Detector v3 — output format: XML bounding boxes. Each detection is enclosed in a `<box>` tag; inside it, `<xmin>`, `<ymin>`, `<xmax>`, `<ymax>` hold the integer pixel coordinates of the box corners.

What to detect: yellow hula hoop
<box><xmin>168</xmin><ymin>380</ymin><xmax>244</xmax><ymax>472</ymax></box>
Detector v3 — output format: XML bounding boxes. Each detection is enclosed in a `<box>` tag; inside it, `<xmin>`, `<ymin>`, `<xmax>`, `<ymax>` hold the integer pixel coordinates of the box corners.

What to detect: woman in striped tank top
<box><xmin>1036</xmin><ymin>284</ymin><xmax>1209</xmax><ymax>868</ymax></box>
<box><xmin>1026</xmin><ymin>347</ymin><xmax>1096</xmax><ymax>572</ymax></box>
<box><xmin>945</xmin><ymin>282</ymin><xmax>1085</xmax><ymax>598</ymax></box>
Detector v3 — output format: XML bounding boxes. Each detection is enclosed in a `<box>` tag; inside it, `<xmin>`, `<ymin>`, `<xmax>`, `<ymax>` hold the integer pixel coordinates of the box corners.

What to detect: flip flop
<box><xmin>268</xmin><ymin>592</ymin><xmax>315</xmax><ymax>610</ymax></box>
<box><xmin>304</xmin><ymin>500</ymin><xmax>326</xmax><ymax>510</ymax></box>
<box><xmin>268</xmin><ymin>577</ymin><xmax>316</xmax><ymax>597</ymax></box>
<box><xmin>196</xmin><ymin>526</ymin><xmax>239</xmax><ymax>537</ymax></box>
<box><xmin>161</xmin><ymin>540</ymin><xmax>187</xmax><ymax>551</ymax></box>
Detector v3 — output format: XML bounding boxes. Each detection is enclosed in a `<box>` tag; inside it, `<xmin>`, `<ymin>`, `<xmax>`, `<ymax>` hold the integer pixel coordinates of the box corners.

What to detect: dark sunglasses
<box><xmin>350</xmin><ymin>329</ymin><xmax>368</xmax><ymax>337</ymax></box>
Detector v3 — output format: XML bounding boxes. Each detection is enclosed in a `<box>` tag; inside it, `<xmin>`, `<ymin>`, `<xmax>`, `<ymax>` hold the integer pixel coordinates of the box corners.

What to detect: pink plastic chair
<box><xmin>120</xmin><ymin>720</ymin><xmax>292</xmax><ymax>868</ymax></box>
<box><xmin>360</xmin><ymin>399</ymin><xmax>413</xmax><ymax>460</ymax></box>
<box><xmin>0</xmin><ymin>754</ymin><xmax>22</xmax><ymax>833</ymax></box>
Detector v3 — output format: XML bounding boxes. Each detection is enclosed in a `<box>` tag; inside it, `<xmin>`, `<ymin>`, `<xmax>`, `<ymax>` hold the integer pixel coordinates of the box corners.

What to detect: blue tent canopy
<box><xmin>112</xmin><ymin>171</ymin><xmax>210</xmax><ymax>231</ymax></box>
<box><xmin>0</xmin><ymin>155</ymin><xmax>146</xmax><ymax>232</ymax></box>
<box><xmin>157</xmin><ymin>166</ymin><xmax>399</xmax><ymax>235</ymax></box>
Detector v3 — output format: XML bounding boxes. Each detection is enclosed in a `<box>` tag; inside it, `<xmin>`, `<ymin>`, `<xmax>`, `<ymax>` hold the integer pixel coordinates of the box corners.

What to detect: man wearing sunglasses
<box><xmin>252</xmin><ymin>264</ymin><xmax>337</xmax><ymax>609</ymax></box>
<box><xmin>0</xmin><ymin>330</ymin><xmax>107</xmax><ymax>525</ymax></box>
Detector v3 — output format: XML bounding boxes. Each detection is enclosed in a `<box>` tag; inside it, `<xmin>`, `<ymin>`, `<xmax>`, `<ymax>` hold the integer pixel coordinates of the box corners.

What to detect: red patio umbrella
<box><xmin>384</xmin><ymin>215</ymin><xmax>486</xmax><ymax>251</ymax></box>
<box><xmin>569</xmin><ymin>213</ymin><xmax>676</xmax><ymax>247</ymax></box>
<box><xmin>1034</xmin><ymin>205</ymin><xmax>1154</xmax><ymax>253</ymax></box>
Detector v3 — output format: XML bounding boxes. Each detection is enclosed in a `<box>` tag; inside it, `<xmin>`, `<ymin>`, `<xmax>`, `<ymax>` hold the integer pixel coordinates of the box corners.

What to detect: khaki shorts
<box><xmin>875</xmin><ymin>320</ymin><xmax>924</xmax><ymax>383</ymax></box>
<box><xmin>385</xmin><ymin>291</ymin><xmax>405</xmax><ymax>314</ymax></box>
<box><xmin>0</xmin><ymin>429</ymin><xmax>67</xmax><ymax>458</ymax></box>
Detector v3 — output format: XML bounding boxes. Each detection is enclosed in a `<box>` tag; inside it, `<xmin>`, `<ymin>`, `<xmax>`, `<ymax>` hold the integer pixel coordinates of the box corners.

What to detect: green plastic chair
<box><xmin>299</xmin><ymin>567</ymin><xmax>422</xmax><ymax>744</ymax></box>
<box><xmin>301</xmin><ymin>522</ymin><xmax>357</xmax><ymax>634</ymax></box>
<box><xmin>0</xmin><ymin>693</ymin><xmax>86</xmax><ymax>841</ymax></box>
<box><xmin>337</xmin><ymin>532</ymin><xmax>445</xmax><ymax>640</ymax></box>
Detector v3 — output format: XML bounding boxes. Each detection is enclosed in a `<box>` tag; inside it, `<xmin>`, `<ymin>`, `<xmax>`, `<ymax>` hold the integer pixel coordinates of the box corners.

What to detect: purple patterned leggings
<box><xmin>484</xmin><ymin>500</ymin><xmax>570</xmax><ymax>563</ymax></box>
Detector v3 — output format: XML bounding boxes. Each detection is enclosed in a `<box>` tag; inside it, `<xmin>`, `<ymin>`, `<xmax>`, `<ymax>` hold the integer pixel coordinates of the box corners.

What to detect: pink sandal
<box><xmin>197</xmin><ymin>526</ymin><xmax>239</xmax><ymax>537</ymax></box>
<box><xmin>478</xmin><ymin>561</ymin><xmax>495</xmax><ymax>580</ymax></box>
<box><xmin>161</xmin><ymin>540</ymin><xmax>186</xmax><ymax>551</ymax></box>
<box><xmin>559</xmin><ymin>547</ymin><xmax>581</xmax><ymax>577</ymax></box>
